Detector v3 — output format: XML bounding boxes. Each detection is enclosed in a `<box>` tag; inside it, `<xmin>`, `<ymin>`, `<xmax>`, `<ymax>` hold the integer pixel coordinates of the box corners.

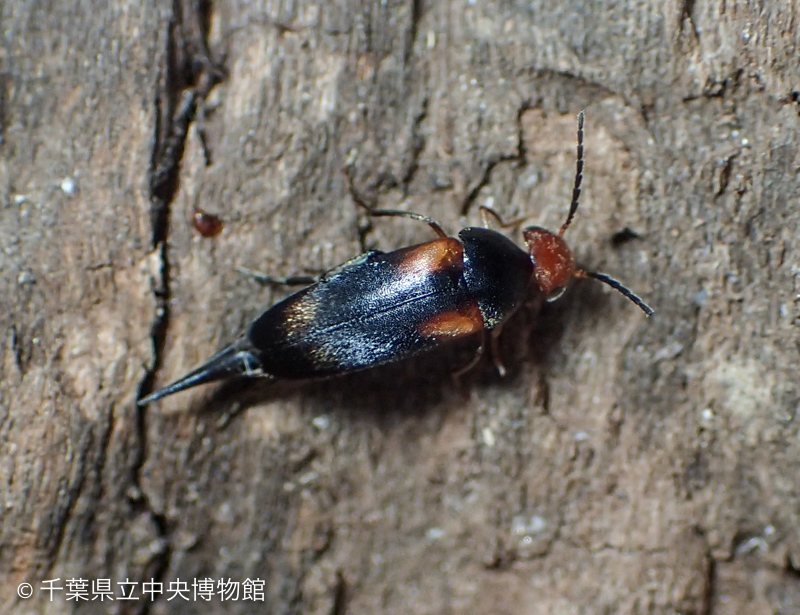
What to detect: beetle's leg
<box><xmin>479</xmin><ymin>205</ymin><xmax>526</xmax><ymax>230</ymax></box>
<box><xmin>488</xmin><ymin>326</ymin><xmax>507</xmax><ymax>378</ymax></box>
<box><xmin>345</xmin><ymin>165</ymin><xmax>448</xmax><ymax>239</ymax></box>
<box><xmin>366</xmin><ymin>209</ymin><xmax>448</xmax><ymax>239</ymax></box>
<box><xmin>451</xmin><ymin>332</ymin><xmax>486</xmax><ymax>387</ymax></box>
<box><xmin>236</xmin><ymin>267</ymin><xmax>317</xmax><ymax>286</ymax></box>
<box><xmin>450</xmin><ymin>326</ymin><xmax>508</xmax><ymax>385</ymax></box>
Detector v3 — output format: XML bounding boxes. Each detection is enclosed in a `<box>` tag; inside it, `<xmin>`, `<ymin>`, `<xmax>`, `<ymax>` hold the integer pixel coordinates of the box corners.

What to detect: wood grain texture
<box><xmin>2</xmin><ymin>1</ymin><xmax>799</xmax><ymax>614</ymax></box>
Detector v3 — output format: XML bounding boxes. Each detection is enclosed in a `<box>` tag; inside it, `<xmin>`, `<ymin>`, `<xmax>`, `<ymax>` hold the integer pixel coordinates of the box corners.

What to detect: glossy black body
<box><xmin>460</xmin><ymin>227</ymin><xmax>534</xmax><ymax>328</ymax></box>
<box><xmin>138</xmin><ymin>227</ymin><xmax>534</xmax><ymax>404</ymax></box>
<box><xmin>249</xmin><ymin>228</ymin><xmax>533</xmax><ymax>378</ymax></box>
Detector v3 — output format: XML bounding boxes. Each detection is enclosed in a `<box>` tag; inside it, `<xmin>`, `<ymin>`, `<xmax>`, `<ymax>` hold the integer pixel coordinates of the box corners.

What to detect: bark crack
<box><xmin>135</xmin><ymin>0</ymin><xmax>225</xmax><ymax>612</ymax></box>
<box><xmin>459</xmin><ymin>102</ymin><xmax>529</xmax><ymax>216</ymax></box>
<box><xmin>403</xmin><ymin>0</ymin><xmax>423</xmax><ymax>65</ymax></box>
<box><xmin>701</xmin><ymin>546</ymin><xmax>716</xmax><ymax>615</ymax></box>
<box><xmin>400</xmin><ymin>95</ymin><xmax>428</xmax><ymax>192</ymax></box>
<box><xmin>678</xmin><ymin>0</ymin><xmax>700</xmax><ymax>42</ymax></box>
<box><xmin>42</xmin><ymin>428</ymin><xmax>93</xmax><ymax>575</ymax></box>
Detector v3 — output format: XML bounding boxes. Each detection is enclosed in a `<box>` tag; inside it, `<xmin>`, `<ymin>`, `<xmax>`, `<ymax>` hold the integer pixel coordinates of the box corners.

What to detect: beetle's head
<box><xmin>519</xmin><ymin>111</ymin><xmax>653</xmax><ymax>317</ymax></box>
<box><xmin>523</xmin><ymin>226</ymin><xmax>575</xmax><ymax>301</ymax></box>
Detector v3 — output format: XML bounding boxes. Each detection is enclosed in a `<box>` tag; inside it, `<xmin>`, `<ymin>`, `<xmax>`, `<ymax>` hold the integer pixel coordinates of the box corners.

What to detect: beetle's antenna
<box><xmin>559</xmin><ymin>111</ymin><xmax>585</xmax><ymax>237</ymax></box>
<box><xmin>575</xmin><ymin>269</ymin><xmax>654</xmax><ymax>317</ymax></box>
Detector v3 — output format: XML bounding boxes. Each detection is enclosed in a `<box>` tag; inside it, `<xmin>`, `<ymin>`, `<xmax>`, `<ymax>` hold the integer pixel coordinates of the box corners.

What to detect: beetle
<box><xmin>138</xmin><ymin>112</ymin><xmax>652</xmax><ymax>406</ymax></box>
<box><xmin>191</xmin><ymin>207</ymin><xmax>224</xmax><ymax>238</ymax></box>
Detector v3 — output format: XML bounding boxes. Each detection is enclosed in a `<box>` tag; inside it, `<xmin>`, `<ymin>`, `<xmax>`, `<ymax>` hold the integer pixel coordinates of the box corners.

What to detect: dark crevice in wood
<box><xmin>133</xmin><ymin>261</ymin><xmax>173</xmax><ymax>615</ymax></box>
<box><xmin>536</xmin><ymin>368</ymin><xmax>551</xmax><ymax>415</ymax></box>
<box><xmin>714</xmin><ymin>153</ymin><xmax>738</xmax><ymax>198</ymax></box>
<box><xmin>403</xmin><ymin>0</ymin><xmax>423</xmax><ymax>65</ymax></box>
<box><xmin>682</xmin><ymin>68</ymin><xmax>744</xmax><ymax>102</ymax></box>
<box><xmin>149</xmin><ymin>0</ymin><xmax>225</xmax><ymax>236</ymax></box>
<box><xmin>0</xmin><ymin>71</ymin><xmax>8</xmax><ymax>149</ymax></box>
<box><xmin>459</xmin><ymin>102</ymin><xmax>529</xmax><ymax>217</ymax></box>
<box><xmin>690</xmin><ymin>525</ymin><xmax>717</xmax><ymax>615</ymax></box>
<box><xmin>80</xmin><ymin>402</ymin><xmax>116</xmax><ymax>551</ymax></box>
<box><xmin>701</xmin><ymin>549</ymin><xmax>716</xmax><ymax>615</ymax></box>
<box><xmin>43</xmin><ymin>429</ymin><xmax>92</xmax><ymax>576</ymax></box>
<box><xmin>148</xmin><ymin>1</ymin><xmax>225</xmax><ymax>246</ymax></box>
<box><xmin>136</xmin><ymin>1</ymin><xmax>225</xmax><ymax>612</ymax></box>
<box><xmin>679</xmin><ymin>0</ymin><xmax>699</xmax><ymax>41</ymax></box>
<box><xmin>344</xmin><ymin>164</ymin><xmax>378</xmax><ymax>254</ymax></box>
<box><xmin>9</xmin><ymin>324</ymin><xmax>23</xmax><ymax>372</ymax></box>
<box><xmin>459</xmin><ymin>152</ymin><xmax>520</xmax><ymax>217</ymax></box>
<box><xmin>330</xmin><ymin>570</ymin><xmax>348</xmax><ymax>615</ymax></box>
<box><xmin>399</xmin><ymin>95</ymin><xmax>428</xmax><ymax>192</ymax></box>
<box><xmin>784</xmin><ymin>553</ymin><xmax>800</xmax><ymax>579</ymax></box>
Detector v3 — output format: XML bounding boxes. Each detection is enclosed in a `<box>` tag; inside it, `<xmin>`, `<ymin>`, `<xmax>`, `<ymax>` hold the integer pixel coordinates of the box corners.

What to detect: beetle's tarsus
<box><xmin>237</xmin><ymin>267</ymin><xmax>317</xmax><ymax>287</ymax></box>
<box><xmin>345</xmin><ymin>164</ymin><xmax>448</xmax><ymax>238</ymax></box>
<box><xmin>367</xmin><ymin>208</ymin><xmax>449</xmax><ymax>239</ymax></box>
<box><xmin>479</xmin><ymin>205</ymin><xmax>526</xmax><ymax>231</ymax></box>
<box><xmin>489</xmin><ymin>327</ymin><xmax>507</xmax><ymax>377</ymax></box>
<box><xmin>452</xmin><ymin>333</ymin><xmax>486</xmax><ymax>385</ymax></box>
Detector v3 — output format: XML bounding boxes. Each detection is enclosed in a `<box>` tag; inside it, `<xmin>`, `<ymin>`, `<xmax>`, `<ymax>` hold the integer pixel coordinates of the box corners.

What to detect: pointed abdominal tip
<box><xmin>137</xmin><ymin>340</ymin><xmax>263</xmax><ymax>406</ymax></box>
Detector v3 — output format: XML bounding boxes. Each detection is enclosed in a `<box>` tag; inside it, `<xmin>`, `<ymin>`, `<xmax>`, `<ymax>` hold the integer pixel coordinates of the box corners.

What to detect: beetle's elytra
<box><xmin>138</xmin><ymin>112</ymin><xmax>652</xmax><ymax>406</ymax></box>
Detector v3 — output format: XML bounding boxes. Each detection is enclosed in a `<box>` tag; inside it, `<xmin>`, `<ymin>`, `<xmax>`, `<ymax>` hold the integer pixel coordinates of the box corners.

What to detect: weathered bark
<box><xmin>2</xmin><ymin>1</ymin><xmax>799</xmax><ymax>613</ymax></box>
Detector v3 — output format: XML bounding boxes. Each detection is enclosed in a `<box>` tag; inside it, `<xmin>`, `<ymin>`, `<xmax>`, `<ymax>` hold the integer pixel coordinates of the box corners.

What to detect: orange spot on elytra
<box><xmin>397</xmin><ymin>238</ymin><xmax>464</xmax><ymax>275</ymax></box>
<box><xmin>418</xmin><ymin>303</ymin><xmax>484</xmax><ymax>339</ymax></box>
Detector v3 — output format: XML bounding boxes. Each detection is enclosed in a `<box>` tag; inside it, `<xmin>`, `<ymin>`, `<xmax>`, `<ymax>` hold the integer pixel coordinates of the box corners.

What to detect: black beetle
<box><xmin>138</xmin><ymin>112</ymin><xmax>652</xmax><ymax>406</ymax></box>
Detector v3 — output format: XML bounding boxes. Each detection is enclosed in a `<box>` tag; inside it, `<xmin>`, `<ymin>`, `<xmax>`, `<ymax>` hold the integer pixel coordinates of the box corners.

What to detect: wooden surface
<box><xmin>2</xmin><ymin>1</ymin><xmax>799</xmax><ymax>613</ymax></box>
